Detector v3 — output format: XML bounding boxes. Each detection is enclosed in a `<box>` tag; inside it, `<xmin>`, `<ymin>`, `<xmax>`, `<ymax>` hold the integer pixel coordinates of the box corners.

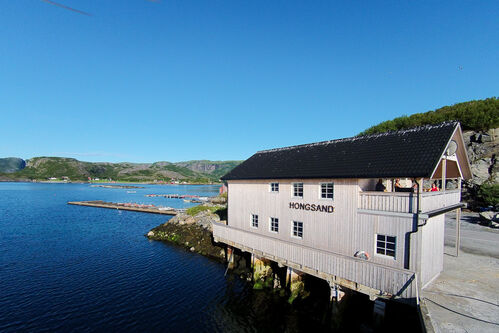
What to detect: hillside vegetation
<box><xmin>0</xmin><ymin>157</ymin><xmax>241</xmax><ymax>183</ymax></box>
<box><xmin>360</xmin><ymin>97</ymin><xmax>498</xmax><ymax>135</ymax></box>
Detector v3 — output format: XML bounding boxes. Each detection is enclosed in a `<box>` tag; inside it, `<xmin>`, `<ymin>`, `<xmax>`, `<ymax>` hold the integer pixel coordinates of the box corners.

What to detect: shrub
<box><xmin>477</xmin><ymin>183</ymin><xmax>499</xmax><ymax>207</ymax></box>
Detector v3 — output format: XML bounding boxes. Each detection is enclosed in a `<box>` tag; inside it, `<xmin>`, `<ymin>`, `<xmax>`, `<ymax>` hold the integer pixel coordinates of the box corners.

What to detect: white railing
<box><xmin>213</xmin><ymin>223</ymin><xmax>417</xmax><ymax>298</ymax></box>
<box><xmin>359</xmin><ymin>190</ymin><xmax>461</xmax><ymax>214</ymax></box>
<box><xmin>421</xmin><ymin>190</ymin><xmax>461</xmax><ymax>212</ymax></box>
<box><xmin>359</xmin><ymin>191</ymin><xmax>417</xmax><ymax>213</ymax></box>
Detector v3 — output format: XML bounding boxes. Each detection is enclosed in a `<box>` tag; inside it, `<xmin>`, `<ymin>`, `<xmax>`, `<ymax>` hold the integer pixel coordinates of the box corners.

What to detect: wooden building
<box><xmin>213</xmin><ymin>122</ymin><xmax>472</xmax><ymax>302</ymax></box>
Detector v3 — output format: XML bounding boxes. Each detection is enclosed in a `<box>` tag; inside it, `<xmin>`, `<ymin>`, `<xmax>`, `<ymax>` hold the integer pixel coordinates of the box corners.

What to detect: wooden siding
<box><xmin>213</xmin><ymin>223</ymin><xmax>417</xmax><ymax>298</ymax></box>
<box><xmin>359</xmin><ymin>192</ymin><xmax>417</xmax><ymax>213</ymax></box>
<box><xmin>354</xmin><ymin>213</ymin><xmax>415</xmax><ymax>270</ymax></box>
<box><xmin>420</xmin><ymin>215</ymin><xmax>445</xmax><ymax>287</ymax></box>
<box><xmin>227</xmin><ymin>179</ymin><xmax>359</xmax><ymax>256</ymax></box>
<box><xmin>227</xmin><ymin>179</ymin><xmax>418</xmax><ymax>270</ymax></box>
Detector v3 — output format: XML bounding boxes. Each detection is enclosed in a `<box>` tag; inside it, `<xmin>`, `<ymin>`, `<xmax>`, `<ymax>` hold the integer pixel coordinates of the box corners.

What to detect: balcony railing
<box><xmin>213</xmin><ymin>222</ymin><xmax>417</xmax><ymax>298</ymax></box>
<box><xmin>358</xmin><ymin>189</ymin><xmax>461</xmax><ymax>214</ymax></box>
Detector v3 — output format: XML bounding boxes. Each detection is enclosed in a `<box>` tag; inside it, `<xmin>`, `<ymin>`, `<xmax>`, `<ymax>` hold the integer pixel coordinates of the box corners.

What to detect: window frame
<box><xmin>270</xmin><ymin>182</ymin><xmax>279</xmax><ymax>193</ymax></box>
<box><xmin>251</xmin><ymin>214</ymin><xmax>259</xmax><ymax>229</ymax></box>
<box><xmin>269</xmin><ymin>217</ymin><xmax>279</xmax><ymax>233</ymax></box>
<box><xmin>320</xmin><ymin>182</ymin><xmax>334</xmax><ymax>200</ymax></box>
<box><xmin>291</xmin><ymin>220</ymin><xmax>303</xmax><ymax>239</ymax></box>
<box><xmin>375</xmin><ymin>234</ymin><xmax>396</xmax><ymax>259</ymax></box>
<box><xmin>292</xmin><ymin>182</ymin><xmax>304</xmax><ymax>198</ymax></box>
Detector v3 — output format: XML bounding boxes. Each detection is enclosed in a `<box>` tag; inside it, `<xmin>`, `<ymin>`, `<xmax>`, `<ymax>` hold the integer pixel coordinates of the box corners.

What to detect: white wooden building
<box><xmin>213</xmin><ymin>122</ymin><xmax>472</xmax><ymax>301</ymax></box>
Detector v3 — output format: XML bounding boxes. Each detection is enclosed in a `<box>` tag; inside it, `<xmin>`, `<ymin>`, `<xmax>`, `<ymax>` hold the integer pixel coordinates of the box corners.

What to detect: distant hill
<box><xmin>174</xmin><ymin>160</ymin><xmax>242</xmax><ymax>180</ymax></box>
<box><xmin>359</xmin><ymin>97</ymin><xmax>499</xmax><ymax>136</ymax></box>
<box><xmin>0</xmin><ymin>158</ymin><xmax>26</xmax><ymax>173</ymax></box>
<box><xmin>0</xmin><ymin>157</ymin><xmax>242</xmax><ymax>183</ymax></box>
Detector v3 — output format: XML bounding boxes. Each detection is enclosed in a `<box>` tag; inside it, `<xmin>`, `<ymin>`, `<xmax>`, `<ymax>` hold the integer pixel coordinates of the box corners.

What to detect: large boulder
<box><xmin>479</xmin><ymin>211</ymin><xmax>499</xmax><ymax>227</ymax></box>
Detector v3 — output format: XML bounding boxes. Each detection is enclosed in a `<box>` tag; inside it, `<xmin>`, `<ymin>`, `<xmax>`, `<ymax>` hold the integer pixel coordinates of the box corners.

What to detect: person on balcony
<box><xmin>431</xmin><ymin>183</ymin><xmax>439</xmax><ymax>192</ymax></box>
<box><xmin>375</xmin><ymin>179</ymin><xmax>386</xmax><ymax>192</ymax></box>
<box><xmin>394</xmin><ymin>179</ymin><xmax>403</xmax><ymax>192</ymax></box>
<box><xmin>411</xmin><ymin>179</ymin><xmax>419</xmax><ymax>192</ymax></box>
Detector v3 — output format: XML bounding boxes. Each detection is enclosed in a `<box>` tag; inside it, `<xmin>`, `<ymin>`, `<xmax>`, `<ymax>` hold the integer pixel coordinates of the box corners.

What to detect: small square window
<box><xmin>270</xmin><ymin>217</ymin><xmax>279</xmax><ymax>233</ymax></box>
<box><xmin>270</xmin><ymin>183</ymin><xmax>279</xmax><ymax>192</ymax></box>
<box><xmin>251</xmin><ymin>214</ymin><xmax>258</xmax><ymax>228</ymax></box>
<box><xmin>321</xmin><ymin>183</ymin><xmax>334</xmax><ymax>199</ymax></box>
<box><xmin>293</xmin><ymin>183</ymin><xmax>303</xmax><ymax>197</ymax></box>
<box><xmin>376</xmin><ymin>234</ymin><xmax>396</xmax><ymax>258</ymax></box>
<box><xmin>292</xmin><ymin>221</ymin><xmax>303</xmax><ymax>238</ymax></box>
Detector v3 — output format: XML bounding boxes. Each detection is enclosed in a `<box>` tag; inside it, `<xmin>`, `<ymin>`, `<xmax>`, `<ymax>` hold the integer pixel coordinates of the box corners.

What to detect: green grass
<box><xmin>185</xmin><ymin>205</ymin><xmax>220</xmax><ymax>216</ymax></box>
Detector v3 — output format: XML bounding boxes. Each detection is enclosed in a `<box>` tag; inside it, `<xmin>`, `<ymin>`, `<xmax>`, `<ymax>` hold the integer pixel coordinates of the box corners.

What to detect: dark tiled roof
<box><xmin>221</xmin><ymin>122</ymin><xmax>458</xmax><ymax>180</ymax></box>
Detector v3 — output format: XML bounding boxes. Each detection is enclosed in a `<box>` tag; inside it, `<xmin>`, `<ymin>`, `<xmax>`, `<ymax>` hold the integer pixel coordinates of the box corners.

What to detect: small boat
<box><xmin>127</xmin><ymin>191</ymin><xmax>136</xmax><ymax>194</ymax></box>
<box><xmin>158</xmin><ymin>206</ymin><xmax>175</xmax><ymax>211</ymax></box>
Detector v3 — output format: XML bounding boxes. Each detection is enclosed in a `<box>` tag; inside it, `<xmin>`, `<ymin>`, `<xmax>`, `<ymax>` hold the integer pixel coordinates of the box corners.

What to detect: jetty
<box><xmin>146</xmin><ymin>194</ymin><xmax>198</xmax><ymax>198</ymax></box>
<box><xmin>68</xmin><ymin>200</ymin><xmax>178</xmax><ymax>215</ymax></box>
<box><xmin>90</xmin><ymin>185</ymin><xmax>144</xmax><ymax>189</ymax></box>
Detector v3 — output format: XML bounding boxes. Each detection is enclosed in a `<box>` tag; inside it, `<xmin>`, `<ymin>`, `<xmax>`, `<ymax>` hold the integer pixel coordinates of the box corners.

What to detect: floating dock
<box><xmin>68</xmin><ymin>200</ymin><xmax>178</xmax><ymax>215</ymax></box>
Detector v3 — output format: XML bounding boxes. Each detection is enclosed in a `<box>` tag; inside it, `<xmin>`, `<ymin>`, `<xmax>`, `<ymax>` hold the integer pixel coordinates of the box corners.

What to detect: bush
<box><xmin>477</xmin><ymin>183</ymin><xmax>499</xmax><ymax>207</ymax></box>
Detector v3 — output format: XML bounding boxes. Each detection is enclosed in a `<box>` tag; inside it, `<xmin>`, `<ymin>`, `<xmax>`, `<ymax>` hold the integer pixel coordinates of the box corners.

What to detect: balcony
<box><xmin>358</xmin><ymin>189</ymin><xmax>461</xmax><ymax>214</ymax></box>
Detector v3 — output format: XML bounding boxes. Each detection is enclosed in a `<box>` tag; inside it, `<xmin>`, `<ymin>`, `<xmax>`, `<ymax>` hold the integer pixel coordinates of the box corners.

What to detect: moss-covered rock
<box><xmin>146</xmin><ymin>217</ymin><xmax>225</xmax><ymax>261</ymax></box>
<box><xmin>252</xmin><ymin>258</ymin><xmax>274</xmax><ymax>290</ymax></box>
<box><xmin>287</xmin><ymin>272</ymin><xmax>310</xmax><ymax>304</ymax></box>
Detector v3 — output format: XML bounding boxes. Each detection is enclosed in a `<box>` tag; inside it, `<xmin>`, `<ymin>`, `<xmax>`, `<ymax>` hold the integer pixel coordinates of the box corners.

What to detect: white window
<box><xmin>321</xmin><ymin>182</ymin><xmax>334</xmax><ymax>199</ymax></box>
<box><xmin>293</xmin><ymin>183</ymin><xmax>303</xmax><ymax>198</ymax></box>
<box><xmin>270</xmin><ymin>182</ymin><xmax>279</xmax><ymax>192</ymax></box>
<box><xmin>270</xmin><ymin>217</ymin><xmax>279</xmax><ymax>233</ymax></box>
<box><xmin>292</xmin><ymin>221</ymin><xmax>303</xmax><ymax>238</ymax></box>
<box><xmin>251</xmin><ymin>214</ymin><xmax>258</xmax><ymax>228</ymax></box>
<box><xmin>376</xmin><ymin>234</ymin><xmax>396</xmax><ymax>258</ymax></box>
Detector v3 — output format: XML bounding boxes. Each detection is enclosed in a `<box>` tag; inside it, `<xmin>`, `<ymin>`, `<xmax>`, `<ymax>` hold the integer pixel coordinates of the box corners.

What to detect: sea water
<box><xmin>0</xmin><ymin>182</ymin><xmax>342</xmax><ymax>332</ymax></box>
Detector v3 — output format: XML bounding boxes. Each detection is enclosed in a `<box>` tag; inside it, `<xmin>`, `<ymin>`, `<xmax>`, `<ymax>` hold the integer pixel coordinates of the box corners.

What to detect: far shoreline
<box><xmin>0</xmin><ymin>179</ymin><xmax>222</xmax><ymax>186</ymax></box>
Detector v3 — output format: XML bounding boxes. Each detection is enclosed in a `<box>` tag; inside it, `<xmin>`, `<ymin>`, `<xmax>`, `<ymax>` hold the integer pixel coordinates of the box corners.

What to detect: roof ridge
<box><xmin>257</xmin><ymin>121</ymin><xmax>458</xmax><ymax>154</ymax></box>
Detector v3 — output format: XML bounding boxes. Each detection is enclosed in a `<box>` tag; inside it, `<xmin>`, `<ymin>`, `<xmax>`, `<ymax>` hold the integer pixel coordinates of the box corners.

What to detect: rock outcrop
<box><xmin>146</xmin><ymin>207</ymin><xmax>225</xmax><ymax>260</ymax></box>
<box><xmin>462</xmin><ymin>128</ymin><xmax>498</xmax><ymax>210</ymax></box>
<box><xmin>463</xmin><ymin>128</ymin><xmax>498</xmax><ymax>185</ymax></box>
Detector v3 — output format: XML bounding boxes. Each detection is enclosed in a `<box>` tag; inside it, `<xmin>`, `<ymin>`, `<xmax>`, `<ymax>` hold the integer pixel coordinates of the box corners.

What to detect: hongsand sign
<box><xmin>289</xmin><ymin>202</ymin><xmax>335</xmax><ymax>213</ymax></box>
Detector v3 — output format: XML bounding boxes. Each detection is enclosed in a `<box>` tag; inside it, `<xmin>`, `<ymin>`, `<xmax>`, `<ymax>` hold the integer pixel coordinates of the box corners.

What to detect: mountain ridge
<box><xmin>0</xmin><ymin>157</ymin><xmax>242</xmax><ymax>183</ymax></box>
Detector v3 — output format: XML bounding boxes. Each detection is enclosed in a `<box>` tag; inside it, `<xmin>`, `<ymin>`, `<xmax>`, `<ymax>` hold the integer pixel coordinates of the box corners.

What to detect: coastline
<box><xmin>0</xmin><ymin>179</ymin><xmax>222</xmax><ymax>185</ymax></box>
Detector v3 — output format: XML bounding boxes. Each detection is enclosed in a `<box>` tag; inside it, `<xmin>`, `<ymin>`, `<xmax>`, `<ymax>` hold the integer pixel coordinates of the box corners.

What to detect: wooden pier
<box><xmin>68</xmin><ymin>200</ymin><xmax>178</xmax><ymax>215</ymax></box>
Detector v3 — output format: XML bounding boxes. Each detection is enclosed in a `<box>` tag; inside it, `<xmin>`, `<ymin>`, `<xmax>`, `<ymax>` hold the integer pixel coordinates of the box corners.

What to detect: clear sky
<box><xmin>1</xmin><ymin>1</ymin><xmax>497</xmax><ymax>163</ymax></box>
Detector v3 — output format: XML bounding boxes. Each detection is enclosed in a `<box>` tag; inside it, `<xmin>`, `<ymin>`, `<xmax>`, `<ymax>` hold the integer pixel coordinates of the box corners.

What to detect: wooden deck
<box><xmin>213</xmin><ymin>222</ymin><xmax>418</xmax><ymax>299</ymax></box>
<box><xmin>68</xmin><ymin>200</ymin><xmax>178</xmax><ymax>215</ymax></box>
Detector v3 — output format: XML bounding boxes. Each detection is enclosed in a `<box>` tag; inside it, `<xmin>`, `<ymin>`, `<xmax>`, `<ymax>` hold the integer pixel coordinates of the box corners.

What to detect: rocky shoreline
<box><xmin>146</xmin><ymin>207</ymin><xmax>226</xmax><ymax>261</ymax></box>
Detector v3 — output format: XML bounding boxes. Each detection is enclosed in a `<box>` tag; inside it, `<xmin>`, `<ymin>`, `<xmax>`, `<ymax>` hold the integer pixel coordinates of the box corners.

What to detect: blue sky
<box><xmin>1</xmin><ymin>1</ymin><xmax>497</xmax><ymax>163</ymax></box>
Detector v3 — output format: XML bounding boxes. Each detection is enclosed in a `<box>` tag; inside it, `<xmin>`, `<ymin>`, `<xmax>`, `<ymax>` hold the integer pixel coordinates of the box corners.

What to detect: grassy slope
<box><xmin>360</xmin><ymin>97</ymin><xmax>498</xmax><ymax>135</ymax></box>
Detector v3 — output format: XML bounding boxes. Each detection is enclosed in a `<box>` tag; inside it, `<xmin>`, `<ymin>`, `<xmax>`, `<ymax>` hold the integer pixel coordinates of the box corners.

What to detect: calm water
<box><xmin>0</xmin><ymin>183</ymin><xmax>232</xmax><ymax>331</ymax></box>
<box><xmin>0</xmin><ymin>182</ymin><xmax>337</xmax><ymax>332</ymax></box>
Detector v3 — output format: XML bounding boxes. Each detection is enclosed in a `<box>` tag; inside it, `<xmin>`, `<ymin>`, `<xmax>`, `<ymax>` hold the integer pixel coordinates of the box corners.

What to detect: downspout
<box><xmin>404</xmin><ymin>179</ymin><xmax>428</xmax><ymax>270</ymax></box>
